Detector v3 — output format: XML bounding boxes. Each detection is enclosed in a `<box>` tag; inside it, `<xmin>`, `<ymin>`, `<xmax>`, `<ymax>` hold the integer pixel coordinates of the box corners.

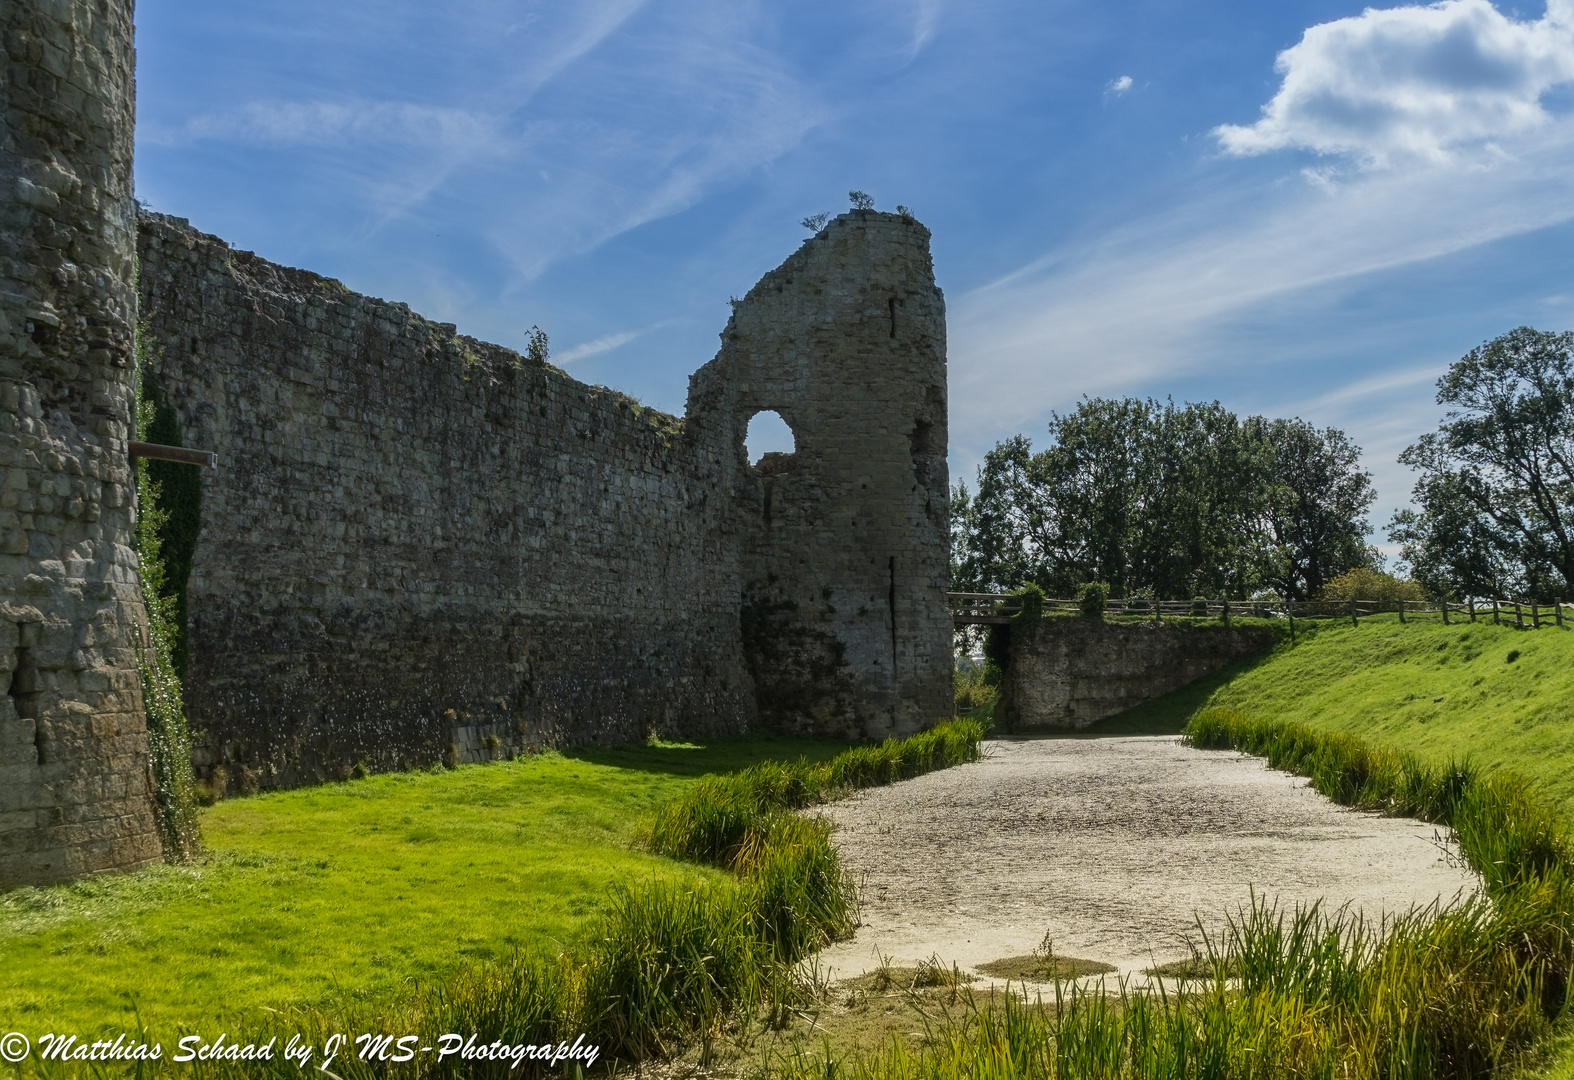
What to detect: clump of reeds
<box><xmin>646</xmin><ymin>717</ymin><xmax>986</xmax><ymax>867</ymax></box>
<box><xmin>438</xmin><ymin>719</ymin><xmax>980</xmax><ymax>1063</ymax></box>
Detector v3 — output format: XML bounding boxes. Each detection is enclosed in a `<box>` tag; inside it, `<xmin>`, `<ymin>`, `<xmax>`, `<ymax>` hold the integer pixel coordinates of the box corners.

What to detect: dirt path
<box><xmin>816</xmin><ymin>736</ymin><xmax>1477</xmax><ymax>983</ymax></box>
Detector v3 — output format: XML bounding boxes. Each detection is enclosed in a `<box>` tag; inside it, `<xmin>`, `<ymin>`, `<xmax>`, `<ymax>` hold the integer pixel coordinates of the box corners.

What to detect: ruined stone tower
<box><xmin>0</xmin><ymin>0</ymin><xmax>163</xmax><ymax>886</ymax></box>
<box><xmin>689</xmin><ymin>211</ymin><xmax>953</xmax><ymax>738</ymax></box>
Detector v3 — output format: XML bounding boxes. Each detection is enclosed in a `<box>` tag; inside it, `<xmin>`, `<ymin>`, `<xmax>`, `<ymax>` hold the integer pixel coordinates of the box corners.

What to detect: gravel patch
<box><xmin>815</xmin><ymin>735</ymin><xmax>1477</xmax><ymax>984</ymax></box>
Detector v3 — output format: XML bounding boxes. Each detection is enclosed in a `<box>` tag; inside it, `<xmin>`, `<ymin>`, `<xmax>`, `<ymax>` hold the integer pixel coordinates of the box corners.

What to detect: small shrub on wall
<box><xmin>1077</xmin><ymin>581</ymin><xmax>1109</xmax><ymax>618</ymax></box>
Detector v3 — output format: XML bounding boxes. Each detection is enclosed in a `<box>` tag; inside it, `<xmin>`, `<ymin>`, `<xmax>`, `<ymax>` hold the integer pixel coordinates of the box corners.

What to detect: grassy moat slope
<box><xmin>1104</xmin><ymin>615</ymin><xmax>1574</xmax><ymax>821</ymax></box>
<box><xmin>0</xmin><ymin>734</ymin><xmax>854</xmax><ymax>1040</ymax></box>
<box><xmin>1100</xmin><ymin>614</ymin><xmax>1574</xmax><ymax>1079</ymax></box>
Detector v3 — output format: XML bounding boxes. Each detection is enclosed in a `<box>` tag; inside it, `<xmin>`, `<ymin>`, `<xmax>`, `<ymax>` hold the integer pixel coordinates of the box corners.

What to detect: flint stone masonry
<box><xmin>0</xmin><ymin>0</ymin><xmax>164</xmax><ymax>886</ymax></box>
<box><xmin>135</xmin><ymin>207</ymin><xmax>952</xmax><ymax>790</ymax></box>
<box><xmin>998</xmin><ymin>619</ymin><xmax>1281</xmax><ymax>732</ymax></box>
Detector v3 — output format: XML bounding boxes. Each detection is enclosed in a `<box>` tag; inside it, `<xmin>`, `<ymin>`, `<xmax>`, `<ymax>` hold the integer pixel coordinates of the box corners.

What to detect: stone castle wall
<box><xmin>999</xmin><ymin>619</ymin><xmax>1281</xmax><ymax>731</ymax></box>
<box><xmin>136</xmin><ymin>213</ymin><xmax>758</xmax><ymax>791</ymax></box>
<box><xmin>0</xmin><ymin>0</ymin><xmax>163</xmax><ymax>885</ymax></box>
<box><xmin>135</xmin><ymin>208</ymin><xmax>952</xmax><ymax>789</ymax></box>
<box><xmin>2</xmin><ymin>0</ymin><xmax>955</xmax><ymax>875</ymax></box>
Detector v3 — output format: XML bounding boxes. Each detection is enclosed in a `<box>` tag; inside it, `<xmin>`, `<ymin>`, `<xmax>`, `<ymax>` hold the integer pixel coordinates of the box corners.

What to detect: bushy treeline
<box><xmin>952</xmin><ymin>399</ymin><xmax>1376</xmax><ymax>603</ymax></box>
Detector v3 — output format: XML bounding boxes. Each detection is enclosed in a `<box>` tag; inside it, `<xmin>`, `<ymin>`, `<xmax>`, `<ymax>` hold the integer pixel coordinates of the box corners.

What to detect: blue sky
<box><xmin>133</xmin><ymin>0</ymin><xmax>1574</xmax><ymax>548</ymax></box>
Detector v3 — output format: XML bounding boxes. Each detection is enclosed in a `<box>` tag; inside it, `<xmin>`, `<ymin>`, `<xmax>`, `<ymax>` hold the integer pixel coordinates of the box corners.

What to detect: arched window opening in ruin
<box><xmin>746</xmin><ymin>410</ymin><xmax>799</xmax><ymax>476</ymax></box>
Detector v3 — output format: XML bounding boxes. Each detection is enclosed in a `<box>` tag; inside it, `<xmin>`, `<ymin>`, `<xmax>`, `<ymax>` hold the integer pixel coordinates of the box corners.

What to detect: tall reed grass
<box><xmin>773</xmin><ymin>709</ymin><xmax>1574</xmax><ymax>1080</ymax></box>
<box><xmin>648</xmin><ymin>719</ymin><xmax>985</xmax><ymax>868</ymax></box>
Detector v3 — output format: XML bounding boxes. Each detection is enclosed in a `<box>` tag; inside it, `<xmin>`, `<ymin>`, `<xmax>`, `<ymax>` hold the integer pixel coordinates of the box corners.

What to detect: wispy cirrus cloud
<box><xmin>952</xmin><ymin>120</ymin><xmax>1574</xmax><ymax>434</ymax></box>
<box><xmin>174</xmin><ymin>100</ymin><xmax>501</xmax><ymax>151</ymax></box>
<box><xmin>555</xmin><ymin>323</ymin><xmax>671</xmax><ymax>364</ymax></box>
<box><xmin>142</xmin><ymin>0</ymin><xmax>823</xmax><ymax>281</ymax></box>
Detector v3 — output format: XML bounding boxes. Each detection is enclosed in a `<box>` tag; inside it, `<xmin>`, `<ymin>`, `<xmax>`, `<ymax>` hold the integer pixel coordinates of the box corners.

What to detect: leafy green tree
<box><xmin>1390</xmin><ymin>327</ymin><xmax>1574</xmax><ymax>601</ymax></box>
<box><xmin>953</xmin><ymin>399</ymin><xmax>1345</xmax><ymax>602</ymax></box>
<box><xmin>1136</xmin><ymin>400</ymin><xmax>1278</xmax><ymax>600</ymax></box>
<box><xmin>952</xmin><ymin>435</ymin><xmax>1055</xmax><ymax>594</ymax></box>
<box><xmin>1250</xmin><ymin>418</ymin><xmax>1377</xmax><ymax>601</ymax></box>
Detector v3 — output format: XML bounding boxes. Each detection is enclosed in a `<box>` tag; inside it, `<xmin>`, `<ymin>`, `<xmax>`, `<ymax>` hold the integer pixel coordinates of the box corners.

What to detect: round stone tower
<box><xmin>0</xmin><ymin>0</ymin><xmax>162</xmax><ymax>885</ymax></box>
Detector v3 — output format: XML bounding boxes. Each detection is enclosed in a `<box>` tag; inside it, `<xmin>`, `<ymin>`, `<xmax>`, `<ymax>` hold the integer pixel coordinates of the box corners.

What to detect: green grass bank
<box><xmin>0</xmin><ymin>720</ymin><xmax>987</xmax><ymax>1074</ymax></box>
<box><xmin>1100</xmin><ymin>616</ymin><xmax>1574</xmax><ymax>816</ymax></box>
<box><xmin>0</xmin><ymin>735</ymin><xmax>854</xmax><ymax>1039</ymax></box>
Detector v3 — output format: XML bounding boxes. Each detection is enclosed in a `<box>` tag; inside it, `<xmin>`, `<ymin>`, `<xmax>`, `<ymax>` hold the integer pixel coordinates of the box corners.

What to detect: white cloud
<box><xmin>1108</xmin><ymin>75</ymin><xmax>1134</xmax><ymax>94</ymax></box>
<box><xmin>1215</xmin><ymin>0</ymin><xmax>1574</xmax><ymax>167</ymax></box>
<box><xmin>908</xmin><ymin>0</ymin><xmax>942</xmax><ymax>58</ymax></box>
<box><xmin>555</xmin><ymin>329</ymin><xmax>645</xmax><ymax>363</ymax></box>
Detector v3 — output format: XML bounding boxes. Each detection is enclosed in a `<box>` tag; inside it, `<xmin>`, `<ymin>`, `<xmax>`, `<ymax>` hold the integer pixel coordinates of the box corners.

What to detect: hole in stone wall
<box><xmin>910</xmin><ymin>418</ymin><xmax>941</xmax><ymax>492</ymax></box>
<box><xmin>9</xmin><ymin>634</ymin><xmax>41</xmax><ymax>761</ymax></box>
<box><xmin>746</xmin><ymin>410</ymin><xmax>799</xmax><ymax>476</ymax></box>
<box><xmin>8</xmin><ymin>644</ymin><xmax>37</xmax><ymax>720</ymax></box>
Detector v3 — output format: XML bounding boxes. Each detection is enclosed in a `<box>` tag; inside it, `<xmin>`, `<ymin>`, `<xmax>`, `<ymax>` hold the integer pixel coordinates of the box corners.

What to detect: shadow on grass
<box><xmin>564</xmin><ymin>732</ymin><xmax>860</xmax><ymax>778</ymax></box>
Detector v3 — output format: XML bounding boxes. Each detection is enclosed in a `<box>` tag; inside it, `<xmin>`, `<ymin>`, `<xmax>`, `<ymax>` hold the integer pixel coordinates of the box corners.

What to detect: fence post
<box><xmin>1558</xmin><ymin>605</ymin><xmax>1565</xmax><ymax>629</ymax></box>
<box><xmin>1288</xmin><ymin>599</ymin><xmax>1296</xmax><ymax>644</ymax></box>
<box><xmin>1222</xmin><ymin>598</ymin><xmax>1230</xmax><ymax>627</ymax></box>
<box><xmin>1517</xmin><ymin>603</ymin><xmax>1524</xmax><ymax>630</ymax></box>
<box><xmin>1398</xmin><ymin>599</ymin><xmax>1406</xmax><ymax>624</ymax></box>
<box><xmin>1442</xmin><ymin>599</ymin><xmax>1449</xmax><ymax>625</ymax></box>
<box><xmin>1532</xmin><ymin>603</ymin><xmax>1539</xmax><ymax>629</ymax></box>
<box><xmin>1493</xmin><ymin>599</ymin><xmax>1500</xmax><ymax>625</ymax></box>
<box><xmin>1469</xmin><ymin>598</ymin><xmax>1476</xmax><ymax>622</ymax></box>
<box><xmin>1350</xmin><ymin>598</ymin><xmax>1358</xmax><ymax>627</ymax></box>
<box><xmin>1155</xmin><ymin>599</ymin><xmax>1161</xmax><ymax>625</ymax></box>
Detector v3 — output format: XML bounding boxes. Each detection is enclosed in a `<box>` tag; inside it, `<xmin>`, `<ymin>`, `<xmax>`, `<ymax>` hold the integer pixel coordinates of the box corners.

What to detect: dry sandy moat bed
<box><xmin>816</xmin><ymin>736</ymin><xmax>1478</xmax><ymax>984</ymax></box>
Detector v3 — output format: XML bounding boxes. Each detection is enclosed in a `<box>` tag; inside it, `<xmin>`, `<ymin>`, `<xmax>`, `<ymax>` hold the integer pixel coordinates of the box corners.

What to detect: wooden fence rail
<box><xmin>946</xmin><ymin>593</ymin><xmax>1574</xmax><ymax>630</ymax></box>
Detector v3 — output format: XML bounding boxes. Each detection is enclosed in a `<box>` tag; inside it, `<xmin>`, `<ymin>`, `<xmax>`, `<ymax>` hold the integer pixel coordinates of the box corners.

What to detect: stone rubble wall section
<box><xmin>0</xmin><ymin>0</ymin><xmax>163</xmax><ymax>886</ymax></box>
<box><xmin>689</xmin><ymin>211</ymin><xmax>953</xmax><ymax>738</ymax></box>
<box><xmin>1002</xmin><ymin>619</ymin><xmax>1280</xmax><ymax>731</ymax></box>
<box><xmin>136</xmin><ymin>212</ymin><xmax>759</xmax><ymax>791</ymax></box>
